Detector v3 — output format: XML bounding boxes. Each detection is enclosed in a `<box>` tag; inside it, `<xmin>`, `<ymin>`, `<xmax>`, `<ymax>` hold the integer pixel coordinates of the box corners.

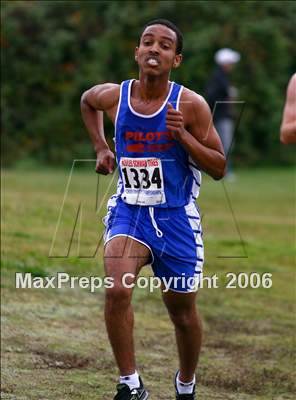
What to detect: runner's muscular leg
<box><xmin>162</xmin><ymin>290</ymin><xmax>202</xmax><ymax>382</ymax></box>
<box><xmin>104</xmin><ymin>236</ymin><xmax>151</xmax><ymax>376</ymax></box>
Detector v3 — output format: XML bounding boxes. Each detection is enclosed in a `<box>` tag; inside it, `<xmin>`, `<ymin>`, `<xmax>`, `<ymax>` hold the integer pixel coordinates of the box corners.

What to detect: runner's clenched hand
<box><xmin>166</xmin><ymin>102</ymin><xmax>186</xmax><ymax>140</ymax></box>
<box><xmin>96</xmin><ymin>148</ymin><xmax>115</xmax><ymax>175</ymax></box>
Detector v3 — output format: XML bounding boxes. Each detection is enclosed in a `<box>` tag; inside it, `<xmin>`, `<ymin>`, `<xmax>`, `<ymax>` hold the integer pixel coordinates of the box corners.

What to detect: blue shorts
<box><xmin>103</xmin><ymin>198</ymin><xmax>204</xmax><ymax>292</ymax></box>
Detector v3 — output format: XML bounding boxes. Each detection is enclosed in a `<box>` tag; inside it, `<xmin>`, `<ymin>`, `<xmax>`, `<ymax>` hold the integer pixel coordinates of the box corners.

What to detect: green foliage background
<box><xmin>2</xmin><ymin>0</ymin><xmax>296</xmax><ymax>166</ymax></box>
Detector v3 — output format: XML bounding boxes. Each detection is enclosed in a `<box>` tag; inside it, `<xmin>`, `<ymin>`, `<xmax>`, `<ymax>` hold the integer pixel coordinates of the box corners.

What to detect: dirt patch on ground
<box><xmin>205</xmin><ymin>315</ymin><xmax>281</xmax><ymax>336</ymax></box>
<box><xmin>200</xmin><ymin>366</ymin><xmax>296</xmax><ymax>394</ymax></box>
<box><xmin>30</xmin><ymin>347</ymin><xmax>116</xmax><ymax>372</ymax></box>
<box><xmin>33</xmin><ymin>349</ymin><xmax>93</xmax><ymax>369</ymax></box>
<box><xmin>205</xmin><ymin>337</ymin><xmax>295</xmax><ymax>361</ymax></box>
<box><xmin>201</xmin><ymin>316</ymin><xmax>296</xmax><ymax>395</ymax></box>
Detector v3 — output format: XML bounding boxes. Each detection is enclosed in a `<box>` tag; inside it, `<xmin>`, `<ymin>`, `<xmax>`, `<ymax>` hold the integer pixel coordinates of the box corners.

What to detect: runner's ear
<box><xmin>173</xmin><ymin>54</ymin><xmax>182</xmax><ymax>68</ymax></box>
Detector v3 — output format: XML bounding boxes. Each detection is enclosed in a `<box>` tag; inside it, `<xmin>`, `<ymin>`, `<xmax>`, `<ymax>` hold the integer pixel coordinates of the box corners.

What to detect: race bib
<box><xmin>120</xmin><ymin>157</ymin><xmax>166</xmax><ymax>206</ymax></box>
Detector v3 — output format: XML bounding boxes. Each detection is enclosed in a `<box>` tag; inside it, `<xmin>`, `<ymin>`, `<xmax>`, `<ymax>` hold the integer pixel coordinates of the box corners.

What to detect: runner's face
<box><xmin>135</xmin><ymin>25</ymin><xmax>182</xmax><ymax>76</ymax></box>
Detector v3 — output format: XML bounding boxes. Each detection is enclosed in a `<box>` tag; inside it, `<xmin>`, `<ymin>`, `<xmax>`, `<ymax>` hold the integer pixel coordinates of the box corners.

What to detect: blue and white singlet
<box><xmin>113</xmin><ymin>79</ymin><xmax>201</xmax><ymax>208</ymax></box>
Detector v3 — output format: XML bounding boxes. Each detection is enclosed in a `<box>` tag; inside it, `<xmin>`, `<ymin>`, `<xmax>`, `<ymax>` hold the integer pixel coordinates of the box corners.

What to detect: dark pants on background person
<box><xmin>215</xmin><ymin>117</ymin><xmax>234</xmax><ymax>175</ymax></box>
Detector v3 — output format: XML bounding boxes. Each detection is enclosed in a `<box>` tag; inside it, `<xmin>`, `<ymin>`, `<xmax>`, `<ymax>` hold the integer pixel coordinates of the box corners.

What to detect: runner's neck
<box><xmin>135</xmin><ymin>75</ymin><xmax>171</xmax><ymax>102</ymax></box>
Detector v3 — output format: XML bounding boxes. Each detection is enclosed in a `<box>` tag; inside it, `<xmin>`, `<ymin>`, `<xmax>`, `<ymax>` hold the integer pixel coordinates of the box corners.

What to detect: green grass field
<box><xmin>1</xmin><ymin>167</ymin><xmax>295</xmax><ymax>400</ymax></box>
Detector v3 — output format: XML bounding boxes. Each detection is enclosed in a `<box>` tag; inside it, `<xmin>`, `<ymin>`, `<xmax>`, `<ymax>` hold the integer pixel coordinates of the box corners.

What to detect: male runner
<box><xmin>280</xmin><ymin>73</ymin><xmax>296</xmax><ymax>144</ymax></box>
<box><xmin>81</xmin><ymin>19</ymin><xmax>226</xmax><ymax>400</ymax></box>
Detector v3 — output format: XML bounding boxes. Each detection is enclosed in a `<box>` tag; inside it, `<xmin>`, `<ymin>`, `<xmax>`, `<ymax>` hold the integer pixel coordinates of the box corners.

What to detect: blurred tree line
<box><xmin>2</xmin><ymin>0</ymin><xmax>296</xmax><ymax>167</ymax></box>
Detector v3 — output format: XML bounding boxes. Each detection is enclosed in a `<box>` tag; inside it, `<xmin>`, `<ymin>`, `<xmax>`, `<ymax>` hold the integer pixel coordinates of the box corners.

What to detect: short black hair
<box><xmin>140</xmin><ymin>19</ymin><xmax>183</xmax><ymax>54</ymax></box>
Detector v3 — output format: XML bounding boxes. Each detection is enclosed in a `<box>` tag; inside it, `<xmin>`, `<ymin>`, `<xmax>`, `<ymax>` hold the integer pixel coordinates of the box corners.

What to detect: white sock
<box><xmin>176</xmin><ymin>371</ymin><xmax>196</xmax><ymax>394</ymax></box>
<box><xmin>120</xmin><ymin>371</ymin><xmax>140</xmax><ymax>390</ymax></box>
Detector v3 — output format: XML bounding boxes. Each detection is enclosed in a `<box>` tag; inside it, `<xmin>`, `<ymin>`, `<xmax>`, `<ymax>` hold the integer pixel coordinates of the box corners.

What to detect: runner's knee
<box><xmin>169</xmin><ymin>312</ymin><xmax>193</xmax><ymax>330</ymax></box>
<box><xmin>105</xmin><ymin>284</ymin><xmax>132</xmax><ymax>310</ymax></box>
<box><xmin>167</xmin><ymin>305</ymin><xmax>196</xmax><ymax>330</ymax></box>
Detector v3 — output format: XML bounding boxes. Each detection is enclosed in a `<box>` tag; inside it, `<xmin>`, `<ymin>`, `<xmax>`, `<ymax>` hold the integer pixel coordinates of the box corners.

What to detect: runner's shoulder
<box><xmin>181</xmin><ymin>86</ymin><xmax>207</xmax><ymax>107</ymax></box>
<box><xmin>180</xmin><ymin>86</ymin><xmax>209</xmax><ymax>117</ymax></box>
<box><xmin>98</xmin><ymin>82</ymin><xmax>120</xmax><ymax>96</ymax></box>
<box><xmin>93</xmin><ymin>82</ymin><xmax>120</xmax><ymax>108</ymax></box>
<box><xmin>82</xmin><ymin>82</ymin><xmax>120</xmax><ymax>111</ymax></box>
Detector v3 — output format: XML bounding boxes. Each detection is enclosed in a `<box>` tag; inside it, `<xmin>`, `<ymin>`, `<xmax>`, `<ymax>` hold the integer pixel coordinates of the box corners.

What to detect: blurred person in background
<box><xmin>280</xmin><ymin>73</ymin><xmax>296</xmax><ymax>144</ymax></box>
<box><xmin>205</xmin><ymin>48</ymin><xmax>241</xmax><ymax>179</ymax></box>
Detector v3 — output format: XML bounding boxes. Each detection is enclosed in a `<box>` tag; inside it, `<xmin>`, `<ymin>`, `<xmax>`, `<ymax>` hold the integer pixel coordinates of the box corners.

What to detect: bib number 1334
<box><xmin>120</xmin><ymin>157</ymin><xmax>166</xmax><ymax>206</ymax></box>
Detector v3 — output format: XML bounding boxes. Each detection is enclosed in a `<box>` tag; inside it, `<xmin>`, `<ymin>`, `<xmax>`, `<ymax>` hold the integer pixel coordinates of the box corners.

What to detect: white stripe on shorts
<box><xmin>185</xmin><ymin>202</ymin><xmax>204</xmax><ymax>273</ymax></box>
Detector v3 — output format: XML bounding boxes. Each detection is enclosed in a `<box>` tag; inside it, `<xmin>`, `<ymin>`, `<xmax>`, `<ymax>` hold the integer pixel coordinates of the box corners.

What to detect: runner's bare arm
<box><xmin>166</xmin><ymin>89</ymin><xmax>226</xmax><ymax>179</ymax></box>
<box><xmin>80</xmin><ymin>83</ymin><xmax>120</xmax><ymax>174</ymax></box>
<box><xmin>280</xmin><ymin>74</ymin><xmax>296</xmax><ymax>144</ymax></box>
